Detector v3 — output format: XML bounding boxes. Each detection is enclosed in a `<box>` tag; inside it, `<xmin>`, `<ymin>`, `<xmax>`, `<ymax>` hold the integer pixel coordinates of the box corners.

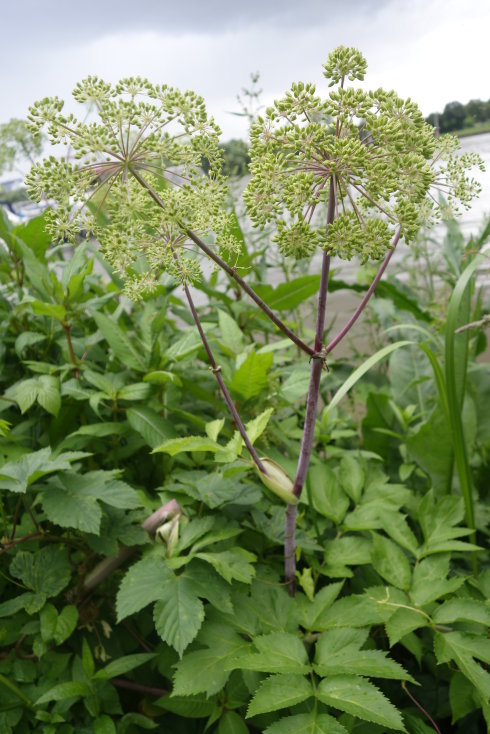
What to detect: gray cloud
<box><xmin>4</xmin><ymin>0</ymin><xmax>390</xmax><ymax>48</ymax></box>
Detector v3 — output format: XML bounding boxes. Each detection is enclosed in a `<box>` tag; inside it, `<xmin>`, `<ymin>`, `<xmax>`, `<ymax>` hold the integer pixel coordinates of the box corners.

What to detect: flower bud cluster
<box><xmin>244</xmin><ymin>46</ymin><xmax>483</xmax><ymax>264</ymax></box>
<box><xmin>26</xmin><ymin>77</ymin><xmax>241</xmax><ymax>297</ymax></box>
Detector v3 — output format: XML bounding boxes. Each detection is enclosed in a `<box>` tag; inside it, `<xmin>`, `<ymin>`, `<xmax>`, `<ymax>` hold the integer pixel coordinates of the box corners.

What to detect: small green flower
<box><xmin>244</xmin><ymin>46</ymin><xmax>484</xmax><ymax>264</ymax></box>
<box><xmin>26</xmin><ymin>77</ymin><xmax>240</xmax><ymax>297</ymax></box>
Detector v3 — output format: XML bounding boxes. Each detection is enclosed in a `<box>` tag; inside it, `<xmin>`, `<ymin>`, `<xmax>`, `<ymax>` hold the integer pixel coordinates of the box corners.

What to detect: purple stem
<box><xmin>181</xmin><ymin>278</ymin><xmax>267</xmax><ymax>474</ymax></box>
<box><xmin>110</xmin><ymin>678</ymin><xmax>167</xmax><ymax>698</ymax></box>
<box><xmin>185</xmin><ymin>229</ymin><xmax>314</xmax><ymax>357</ymax></box>
<box><xmin>402</xmin><ymin>682</ymin><xmax>442</xmax><ymax>734</ymax></box>
<box><xmin>284</xmin><ymin>178</ymin><xmax>336</xmax><ymax>593</ymax></box>
<box><xmin>326</xmin><ymin>227</ymin><xmax>401</xmax><ymax>354</ymax></box>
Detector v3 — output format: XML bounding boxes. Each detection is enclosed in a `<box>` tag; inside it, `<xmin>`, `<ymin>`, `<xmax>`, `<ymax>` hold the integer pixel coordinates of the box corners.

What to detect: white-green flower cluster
<box><xmin>26</xmin><ymin>76</ymin><xmax>239</xmax><ymax>297</ymax></box>
<box><xmin>244</xmin><ymin>47</ymin><xmax>484</xmax><ymax>263</ymax></box>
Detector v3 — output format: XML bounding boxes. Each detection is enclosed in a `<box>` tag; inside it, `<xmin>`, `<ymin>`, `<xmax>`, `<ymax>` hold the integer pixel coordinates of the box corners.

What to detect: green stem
<box><xmin>0</xmin><ymin>673</ymin><xmax>33</xmax><ymax>708</ymax></box>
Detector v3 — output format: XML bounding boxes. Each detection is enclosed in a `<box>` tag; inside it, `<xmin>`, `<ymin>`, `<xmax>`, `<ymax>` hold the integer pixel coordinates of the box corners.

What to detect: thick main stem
<box><xmin>284</xmin><ymin>179</ymin><xmax>336</xmax><ymax>594</ymax></box>
<box><xmin>325</xmin><ymin>226</ymin><xmax>401</xmax><ymax>354</ymax></box>
<box><xmin>181</xmin><ymin>278</ymin><xmax>267</xmax><ymax>474</ymax></box>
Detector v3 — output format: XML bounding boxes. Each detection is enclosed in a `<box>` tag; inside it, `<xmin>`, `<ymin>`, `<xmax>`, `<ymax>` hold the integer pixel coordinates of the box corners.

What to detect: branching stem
<box><xmin>326</xmin><ymin>226</ymin><xmax>401</xmax><ymax>354</ymax></box>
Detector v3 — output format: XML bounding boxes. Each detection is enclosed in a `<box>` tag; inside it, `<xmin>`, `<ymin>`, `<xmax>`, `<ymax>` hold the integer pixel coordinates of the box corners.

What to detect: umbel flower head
<box><xmin>26</xmin><ymin>77</ymin><xmax>239</xmax><ymax>297</ymax></box>
<box><xmin>244</xmin><ymin>46</ymin><xmax>484</xmax><ymax>263</ymax></box>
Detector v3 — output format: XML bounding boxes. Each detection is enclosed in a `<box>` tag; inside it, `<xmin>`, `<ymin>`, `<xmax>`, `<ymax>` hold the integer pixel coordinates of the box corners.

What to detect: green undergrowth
<box><xmin>0</xmin><ymin>204</ymin><xmax>488</xmax><ymax>733</ymax></box>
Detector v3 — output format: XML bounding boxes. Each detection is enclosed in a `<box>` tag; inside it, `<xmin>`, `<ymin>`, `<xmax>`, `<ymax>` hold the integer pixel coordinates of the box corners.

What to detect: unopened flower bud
<box><xmin>257</xmin><ymin>458</ymin><xmax>298</xmax><ymax>504</ymax></box>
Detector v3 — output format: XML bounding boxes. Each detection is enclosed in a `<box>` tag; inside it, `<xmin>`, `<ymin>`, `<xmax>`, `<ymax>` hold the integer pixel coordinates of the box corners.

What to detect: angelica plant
<box><xmin>26</xmin><ymin>49</ymin><xmax>483</xmax><ymax>593</ymax></box>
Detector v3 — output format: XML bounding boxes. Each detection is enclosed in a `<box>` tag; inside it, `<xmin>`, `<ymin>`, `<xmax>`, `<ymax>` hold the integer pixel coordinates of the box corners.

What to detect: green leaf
<box><xmin>315</xmin><ymin>643</ymin><xmax>413</xmax><ymax>681</ymax></box>
<box><xmin>30</xmin><ymin>300</ymin><xmax>67</xmax><ymax>320</ymax></box>
<box><xmin>435</xmin><ymin>631</ymin><xmax>490</xmax><ymax>702</ymax></box>
<box><xmin>376</xmin><ymin>509</ymin><xmax>419</xmax><ymax>556</ymax></box>
<box><xmin>338</xmin><ymin>455</ymin><xmax>364</xmax><ymax>504</ymax></box>
<box><xmin>54</xmin><ymin>605</ymin><xmax>78</xmax><ymax>644</ymax></box>
<box><xmin>313</xmin><ymin>595</ymin><xmax>381</xmax><ymax>630</ymax></box>
<box><xmin>410</xmin><ymin>555</ymin><xmax>465</xmax><ymax>606</ymax></box>
<box><xmin>41</xmin><ymin>483</ymin><xmax>101</xmax><ymax>534</ymax></box>
<box><xmin>280</xmin><ymin>366</ymin><xmax>311</xmax><ymax>402</ymax></box>
<box><xmin>324</xmin><ymin>536</ymin><xmax>372</xmax><ymax>577</ymax></box>
<box><xmin>165</xmin><ymin>323</ymin><xmax>213</xmax><ymax>360</ymax></box>
<box><xmin>152</xmin><ymin>435</ymin><xmax>220</xmax><ymax>456</ymax></box>
<box><xmin>117</xmin><ymin>556</ymin><xmax>173</xmax><ymax>621</ymax></box>
<box><xmin>157</xmin><ymin>693</ymin><xmax>216</xmax><ymax>718</ymax></box>
<box><xmin>449</xmin><ymin>672</ymin><xmax>478</xmax><ymax>723</ymax></box>
<box><xmin>218</xmin><ymin>310</ymin><xmax>245</xmax><ymax>354</ymax></box>
<box><xmin>118</xmin><ymin>382</ymin><xmax>152</xmax><ymax>401</ymax></box>
<box><xmin>195</xmin><ymin>548</ymin><xmax>256</xmax><ymax>584</ymax></box>
<box><xmin>371</xmin><ymin>533</ymin><xmax>412</xmax><ymax>590</ymax></box>
<box><xmin>309</xmin><ymin>465</ymin><xmax>349</xmax><ymax>524</ymax></box>
<box><xmin>172</xmin><ymin>625</ymin><xmax>247</xmax><ymax>697</ymax></box>
<box><xmin>36</xmin><ymin>681</ymin><xmax>91</xmax><ymax>704</ymax></box>
<box><xmin>153</xmin><ymin>575</ymin><xmax>204</xmax><ymax>656</ymax></box>
<box><xmin>247</xmin><ymin>674</ymin><xmax>313</xmax><ymax>717</ymax></box>
<box><xmin>119</xmin><ymin>713</ymin><xmax>158</xmax><ymax>732</ymax></box>
<box><xmin>0</xmin><ymin>447</ymin><xmax>74</xmax><ymax>494</ymax></box>
<box><xmin>231</xmin><ymin>350</ymin><xmax>273</xmax><ymax>400</ymax></box>
<box><xmin>245</xmin><ymin>408</ymin><xmax>274</xmax><ymax>445</ymax></box>
<box><xmin>297</xmin><ymin>582</ymin><xmax>344</xmax><ymax>631</ymax></box>
<box><xmin>230</xmin><ymin>632</ymin><xmax>309</xmax><ymax>674</ymax></box>
<box><xmin>10</xmin><ymin>546</ymin><xmax>71</xmax><ymax>597</ymax></box>
<box><xmin>317</xmin><ymin>676</ymin><xmax>405</xmax><ymax>731</ymax></box>
<box><xmin>143</xmin><ymin>370</ymin><xmax>183</xmax><ymax>386</ymax></box>
<box><xmin>433</xmin><ymin>598</ymin><xmax>490</xmax><ymax>626</ymax></box>
<box><xmin>218</xmin><ymin>711</ymin><xmax>249</xmax><ymax>734</ymax></box>
<box><xmin>255</xmin><ymin>276</ymin><xmax>321</xmax><ymax>311</ymax></box>
<box><xmin>93</xmin><ymin>311</ymin><xmax>147</xmax><ymax>372</ymax></box>
<box><xmin>385</xmin><ymin>608</ymin><xmax>429</xmax><ymax>646</ymax></box>
<box><xmin>206</xmin><ymin>418</ymin><xmax>226</xmax><ymax>442</ymax></box>
<box><xmin>94</xmin><ymin>715</ymin><xmax>116</xmax><ymax>734</ymax></box>
<box><xmin>264</xmin><ymin>713</ymin><xmax>348</xmax><ymax>734</ymax></box>
<box><xmin>94</xmin><ymin>653</ymin><xmax>156</xmax><ymax>680</ymax></box>
<box><xmin>5</xmin><ymin>375</ymin><xmax>60</xmax><ymax>416</ymax></box>
<box><xmin>326</xmin><ymin>341</ymin><xmax>413</xmax><ymax>415</ymax></box>
<box><xmin>127</xmin><ymin>405</ymin><xmax>177</xmax><ymax>448</ymax></box>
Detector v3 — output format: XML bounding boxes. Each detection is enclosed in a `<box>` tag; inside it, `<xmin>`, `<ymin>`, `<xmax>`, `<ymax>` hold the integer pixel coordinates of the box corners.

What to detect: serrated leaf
<box><xmin>156</xmin><ymin>693</ymin><xmax>216</xmax><ymax>718</ymax></box>
<box><xmin>172</xmin><ymin>626</ymin><xmax>247</xmax><ymax>697</ymax></box>
<box><xmin>410</xmin><ymin>555</ymin><xmax>465</xmax><ymax>606</ymax></box>
<box><xmin>280</xmin><ymin>366</ymin><xmax>311</xmax><ymax>402</ymax></box>
<box><xmin>41</xmin><ymin>484</ymin><xmax>102</xmax><ymax>533</ymax></box>
<box><xmin>298</xmin><ymin>582</ymin><xmax>344</xmax><ymax>631</ymax></box>
<box><xmin>117</xmin><ymin>556</ymin><xmax>173</xmax><ymax>621</ymax></box>
<box><xmin>317</xmin><ymin>676</ymin><xmax>405</xmax><ymax>731</ymax></box>
<box><xmin>247</xmin><ymin>674</ymin><xmax>313</xmax><ymax>717</ymax></box>
<box><xmin>206</xmin><ymin>418</ymin><xmax>226</xmax><ymax>442</ymax></box>
<box><xmin>119</xmin><ymin>713</ymin><xmax>158</xmax><ymax>732</ymax></box>
<box><xmin>54</xmin><ymin>605</ymin><xmax>78</xmax><ymax>644</ymax></box>
<box><xmin>433</xmin><ymin>598</ymin><xmax>490</xmax><ymax>626</ymax></box>
<box><xmin>229</xmin><ymin>632</ymin><xmax>309</xmax><ymax>674</ymax></box>
<box><xmin>264</xmin><ymin>713</ymin><xmax>348</xmax><ymax>734</ymax></box>
<box><xmin>338</xmin><ymin>455</ymin><xmax>364</xmax><ymax>504</ymax></box>
<box><xmin>315</xmin><ymin>647</ymin><xmax>413</xmax><ymax>681</ymax></box>
<box><xmin>94</xmin><ymin>653</ymin><xmax>156</xmax><ymax>680</ymax></box>
<box><xmin>377</xmin><ymin>509</ymin><xmax>419</xmax><ymax>556</ymax></box>
<box><xmin>309</xmin><ymin>465</ymin><xmax>349</xmax><ymax>524</ymax></box>
<box><xmin>10</xmin><ymin>546</ymin><xmax>71</xmax><ymax>597</ymax></box>
<box><xmin>93</xmin><ymin>311</ymin><xmax>147</xmax><ymax>372</ymax></box>
<box><xmin>153</xmin><ymin>575</ymin><xmax>204</xmax><ymax>656</ymax></box>
<box><xmin>435</xmin><ymin>631</ymin><xmax>490</xmax><ymax>702</ymax></box>
<box><xmin>0</xmin><ymin>447</ymin><xmax>83</xmax><ymax>494</ymax></box>
<box><xmin>36</xmin><ymin>681</ymin><xmax>91</xmax><ymax>704</ymax></box>
<box><xmin>195</xmin><ymin>548</ymin><xmax>256</xmax><ymax>584</ymax></box>
<box><xmin>371</xmin><ymin>533</ymin><xmax>411</xmax><ymax>590</ymax></box>
<box><xmin>385</xmin><ymin>607</ymin><xmax>429</xmax><ymax>646</ymax></box>
<box><xmin>245</xmin><ymin>408</ymin><xmax>274</xmax><ymax>445</ymax></box>
<box><xmin>315</xmin><ymin>595</ymin><xmax>381</xmax><ymax>630</ymax></box>
<box><xmin>231</xmin><ymin>350</ymin><xmax>273</xmax><ymax>400</ymax></box>
<box><xmin>30</xmin><ymin>300</ymin><xmax>66</xmax><ymax>320</ymax></box>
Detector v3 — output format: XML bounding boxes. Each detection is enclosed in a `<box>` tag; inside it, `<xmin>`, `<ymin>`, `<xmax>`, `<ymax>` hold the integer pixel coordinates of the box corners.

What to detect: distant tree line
<box><xmin>426</xmin><ymin>98</ymin><xmax>490</xmax><ymax>133</ymax></box>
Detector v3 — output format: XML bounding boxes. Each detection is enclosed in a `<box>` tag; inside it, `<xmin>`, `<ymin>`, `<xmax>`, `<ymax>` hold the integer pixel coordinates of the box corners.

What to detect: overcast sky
<box><xmin>2</xmin><ymin>0</ymin><xmax>490</xmax><ymax>140</ymax></box>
